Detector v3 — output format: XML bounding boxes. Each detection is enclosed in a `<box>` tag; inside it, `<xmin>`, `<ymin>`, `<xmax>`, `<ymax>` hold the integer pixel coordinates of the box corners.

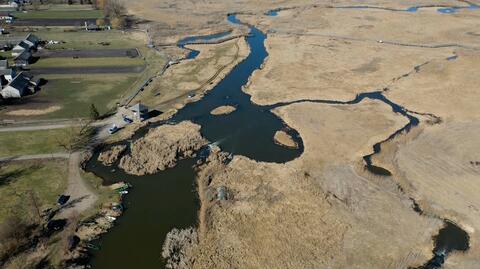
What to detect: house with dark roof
<box><xmin>0</xmin><ymin>59</ymin><xmax>14</xmax><ymax>83</ymax></box>
<box><xmin>24</xmin><ymin>33</ymin><xmax>40</xmax><ymax>47</ymax></box>
<box><xmin>14</xmin><ymin>49</ymin><xmax>32</xmax><ymax>66</ymax></box>
<box><xmin>11</xmin><ymin>33</ymin><xmax>40</xmax><ymax>58</ymax></box>
<box><xmin>12</xmin><ymin>40</ymin><xmax>30</xmax><ymax>56</ymax></box>
<box><xmin>0</xmin><ymin>72</ymin><xmax>37</xmax><ymax>99</ymax></box>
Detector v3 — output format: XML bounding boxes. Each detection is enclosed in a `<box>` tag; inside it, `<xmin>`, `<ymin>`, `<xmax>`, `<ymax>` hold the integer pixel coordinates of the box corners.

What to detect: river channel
<box><xmin>87</xmin><ymin>14</ymin><xmax>301</xmax><ymax>269</ymax></box>
<box><xmin>87</xmin><ymin>12</ymin><xmax>469</xmax><ymax>269</ymax></box>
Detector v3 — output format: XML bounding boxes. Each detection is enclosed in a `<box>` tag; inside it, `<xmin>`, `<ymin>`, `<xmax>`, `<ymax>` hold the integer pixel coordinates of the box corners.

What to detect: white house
<box><xmin>0</xmin><ymin>72</ymin><xmax>36</xmax><ymax>99</ymax></box>
<box><xmin>11</xmin><ymin>34</ymin><xmax>40</xmax><ymax>57</ymax></box>
<box><xmin>11</xmin><ymin>41</ymin><xmax>30</xmax><ymax>56</ymax></box>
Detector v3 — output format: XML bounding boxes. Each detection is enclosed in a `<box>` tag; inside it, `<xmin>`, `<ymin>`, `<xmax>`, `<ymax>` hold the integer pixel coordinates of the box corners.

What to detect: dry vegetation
<box><xmin>132</xmin><ymin>37</ymin><xmax>249</xmax><ymax>112</ymax></box>
<box><xmin>118</xmin><ymin>121</ymin><xmax>207</xmax><ymax>175</ymax></box>
<box><xmin>114</xmin><ymin>0</ymin><xmax>480</xmax><ymax>268</ymax></box>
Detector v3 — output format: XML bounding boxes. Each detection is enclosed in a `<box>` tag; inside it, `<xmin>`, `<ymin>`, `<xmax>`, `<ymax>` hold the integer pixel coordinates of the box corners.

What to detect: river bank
<box><xmin>83</xmin><ymin>2</ymin><xmax>479</xmax><ymax>268</ymax></box>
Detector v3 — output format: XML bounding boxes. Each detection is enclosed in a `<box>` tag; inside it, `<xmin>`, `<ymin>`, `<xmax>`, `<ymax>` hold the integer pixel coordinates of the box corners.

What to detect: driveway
<box><xmin>57</xmin><ymin>152</ymin><xmax>98</xmax><ymax>219</ymax></box>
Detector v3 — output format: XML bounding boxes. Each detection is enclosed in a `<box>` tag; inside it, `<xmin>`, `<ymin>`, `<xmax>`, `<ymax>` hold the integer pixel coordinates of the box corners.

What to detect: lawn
<box><xmin>12</xmin><ymin>9</ymin><xmax>103</xmax><ymax>19</ymax></box>
<box><xmin>33</xmin><ymin>57</ymin><xmax>145</xmax><ymax>68</ymax></box>
<box><xmin>0</xmin><ymin>160</ymin><xmax>68</xmax><ymax>223</ymax></box>
<box><xmin>36</xmin><ymin>30</ymin><xmax>145</xmax><ymax>50</ymax></box>
<box><xmin>1</xmin><ymin>29</ymin><xmax>166</xmax><ymax>120</ymax></box>
<box><xmin>0</xmin><ymin>128</ymin><xmax>77</xmax><ymax>157</ymax></box>
<box><xmin>36</xmin><ymin>74</ymin><xmax>139</xmax><ymax>118</ymax></box>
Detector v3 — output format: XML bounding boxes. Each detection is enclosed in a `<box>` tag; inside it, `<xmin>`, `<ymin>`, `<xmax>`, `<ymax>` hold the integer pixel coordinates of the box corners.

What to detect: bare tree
<box><xmin>26</xmin><ymin>190</ymin><xmax>43</xmax><ymax>224</ymax></box>
<box><xmin>57</xmin><ymin>121</ymin><xmax>96</xmax><ymax>153</ymax></box>
<box><xmin>104</xmin><ymin>0</ymin><xmax>125</xmax><ymax>18</ymax></box>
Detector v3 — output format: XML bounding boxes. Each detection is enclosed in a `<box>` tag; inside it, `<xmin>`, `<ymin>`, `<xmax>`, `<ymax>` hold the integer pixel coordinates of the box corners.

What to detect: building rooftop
<box><xmin>0</xmin><ymin>59</ymin><xmax>8</xmax><ymax>69</ymax></box>
<box><xmin>8</xmin><ymin>72</ymin><xmax>32</xmax><ymax>96</ymax></box>
<box><xmin>14</xmin><ymin>49</ymin><xmax>31</xmax><ymax>61</ymax></box>
<box><xmin>130</xmin><ymin>103</ymin><xmax>148</xmax><ymax>113</ymax></box>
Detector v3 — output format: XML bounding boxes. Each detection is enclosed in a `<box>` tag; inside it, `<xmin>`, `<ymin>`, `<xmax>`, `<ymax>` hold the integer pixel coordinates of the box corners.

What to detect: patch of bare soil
<box><xmin>119</xmin><ymin>121</ymin><xmax>207</xmax><ymax>175</ymax></box>
<box><xmin>210</xmin><ymin>105</ymin><xmax>236</xmax><ymax>115</ymax></box>
<box><xmin>273</xmin><ymin>130</ymin><xmax>297</xmax><ymax>148</ymax></box>
<box><xmin>98</xmin><ymin>145</ymin><xmax>127</xmax><ymax>166</ymax></box>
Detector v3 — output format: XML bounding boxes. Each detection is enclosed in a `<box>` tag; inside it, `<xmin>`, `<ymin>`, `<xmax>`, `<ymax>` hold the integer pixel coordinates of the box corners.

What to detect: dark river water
<box><xmin>87</xmin><ymin>14</ymin><xmax>301</xmax><ymax>269</ymax></box>
<box><xmin>86</xmin><ymin>13</ymin><xmax>469</xmax><ymax>269</ymax></box>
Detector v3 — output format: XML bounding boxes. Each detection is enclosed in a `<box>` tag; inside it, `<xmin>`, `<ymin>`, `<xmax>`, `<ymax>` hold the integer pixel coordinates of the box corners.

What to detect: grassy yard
<box><xmin>37</xmin><ymin>30</ymin><xmax>145</xmax><ymax>50</ymax></box>
<box><xmin>0</xmin><ymin>160</ymin><xmax>68</xmax><ymax>223</ymax></box>
<box><xmin>33</xmin><ymin>57</ymin><xmax>145</xmax><ymax>68</ymax></box>
<box><xmin>12</xmin><ymin>9</ymin><xmax>103</xmax><ymax>19</ymax></box>
<box><xmin>1</xmin><ymin>29</ymin><xmax>166</xmax><ymax>120</ymax></box>
<box><xmin>0</xmin><ymin>128</ymin><xmax>77</xmax><ymax>157</ymax></box>
<box><xmin>36</xmin><ymin>74</ymin><xmax>139</xmax><ymax>118</ymax></box>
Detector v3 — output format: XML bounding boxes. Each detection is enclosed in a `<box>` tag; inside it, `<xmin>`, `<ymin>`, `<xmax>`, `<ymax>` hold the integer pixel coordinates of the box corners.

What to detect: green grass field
<box><xmin>12</xmin><ymin>9</ymin><xmax>103</xmax><ymax>19</ymax></box>
<box><xmin>0</xmin><ymin>160</ymin><xmax>68</xmax><ymax>223</ymax></box>
<box><xmin>34</xmin><ymin>57</ymin><xmax>145</xmax><ymax>68</ymax></box>
<box><xmin>36</xmin><ymin>30</ymin><xmax>144</xmax><ymax>50</ymax></box>
<box><xmin>1</xmin><ymin>29</ymin><xmax>166</xmax><ymax>120</ymax></box>
<box><xmin>0</xmin><ymin>128</ymin><xmax>78</xmax><ymax>157</ymax></box>
<box><xmin>36</xmin><ymin>74</ymin><xmax>139</xmax><ymax>119</ymax></box>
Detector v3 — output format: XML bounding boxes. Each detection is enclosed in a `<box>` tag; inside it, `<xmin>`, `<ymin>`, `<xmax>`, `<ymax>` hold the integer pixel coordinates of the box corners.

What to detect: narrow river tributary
<box><xmin>86</xmin><ymin>13</ymin><xmax>469</xmax><ymax>269</ymax></box>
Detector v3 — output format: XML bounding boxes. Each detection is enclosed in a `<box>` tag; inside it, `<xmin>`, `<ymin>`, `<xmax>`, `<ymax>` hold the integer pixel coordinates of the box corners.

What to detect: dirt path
<box><xmin>0</xmin><ymin>153</ymin><xmax>69</xmax><ymax>162</ymax></box>
<box><xmin>0</xmin><ymin>120</ymin><xmax>107</xmax><ymax>133</ymax></box>
<box><xmin>57</xmin><ymin>152</ymin><xmax>98</xmax><ymax>219</ymax></box>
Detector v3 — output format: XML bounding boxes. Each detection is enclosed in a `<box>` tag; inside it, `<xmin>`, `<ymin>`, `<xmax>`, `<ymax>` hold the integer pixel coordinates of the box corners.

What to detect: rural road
<box><xmin>0</xmin><ymin>120</ymin><xmax>109</xmax><ymax>132</ymax></box>
<box><xmin>0</xmin><ymin>123</ymin><xmax>76</xmax><ymax>132</ymax></box>
<box><xmin>0</xmin><ymin>153</ymin><xmax>69</xmax><ymax>162</ymax></box>
<box><xmin>57</xmin><ymin>152</ymin><xmax>98</xmax><ymax>219</ymax></box>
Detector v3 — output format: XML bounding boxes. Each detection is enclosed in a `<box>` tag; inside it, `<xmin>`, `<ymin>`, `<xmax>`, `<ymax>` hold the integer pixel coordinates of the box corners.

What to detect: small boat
<box><xmin>86</xmin><ymin>243</ymin><xmax>100</xmax><ymax>250</ymax></box>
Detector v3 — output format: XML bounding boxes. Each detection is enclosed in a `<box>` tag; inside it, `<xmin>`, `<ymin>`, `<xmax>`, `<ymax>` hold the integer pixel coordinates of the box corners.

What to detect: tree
<box><xmin>104</xmin><ymin>0</ymin><xmax>125</xmax><ymax>18</ymax></box>
<box><xmin>110</xmin><ymin>16</ymin><xmax>125</xmax><ymax>29</ymax></box>
<box><xmin>57</xmin><ymin>121</ymin><xmax>96</xmax><ymax>153</ymax></box>
<box><xmin>95</xmin><ymin>0</ymin><xmax>107</xmax><ymax>10</ymax></box>
<box><xmin>96</xmin><ymin>18</ymin><xmax>106</xmax><ymax>26</ymax></box>
<box><xmin>32</xmin><ymin>0</ymin><xmax>41</xmax><ymax>11</ymax></box>
<box><xmin>26</xmin><ymin>190</ymin><xmax>43</xmax><ymax>224</ymax></box>
<box><xmin>89</xmin><ymin>103</ymin><xmax>100</xmax><ymax>120</ymax></box>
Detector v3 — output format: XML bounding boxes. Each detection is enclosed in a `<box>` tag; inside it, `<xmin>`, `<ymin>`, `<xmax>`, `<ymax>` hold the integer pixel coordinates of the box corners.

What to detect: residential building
<box><xmin>0</xmin><ymin>72</ymin><xmax>37</xmax><ymax>99</ymax></box>
<box><xmin>11</xmin><ymin>40</ymin><xmax>30</xmax><ymax>56</ymax></box>
<box><xmin>0</xmin><ymin>59</ymin><xmax>14</xmax><ymax>83</ymax></box>
<box><xmin>130</xmin><ymin>103</ymin><xmax>149</xmax><ymax>121</ymax></box>
<box><xmin>14</xmin><ymin>49</ymin><xmax>31</xmax><ymax>66</ymax></box>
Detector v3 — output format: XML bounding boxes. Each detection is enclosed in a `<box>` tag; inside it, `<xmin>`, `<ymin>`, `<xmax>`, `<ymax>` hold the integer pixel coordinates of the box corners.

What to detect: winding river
<box><xmin>87</xmin><ymin>13</ymin><xmax>469</xmax><ymax>269</ymax></box>
<box><xmin>87</xmin><ymin>14</ymin><xmax>301</xmax><ymax>269</ymax></box>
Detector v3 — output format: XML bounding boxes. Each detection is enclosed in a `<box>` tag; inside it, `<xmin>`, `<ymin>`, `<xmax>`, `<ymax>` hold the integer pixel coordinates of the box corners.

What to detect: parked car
<box><xmin>109</xmin><ymin>125</ymin><xmax>119</xmax><ymax>134</ymax></box>
<box><xmin>123</xmin><ymin>116</ymin><xmax>133</xmax><ymax>124</ymax></box>
<box><xmin>57</xmin><ymin>195</ymin><xmax>70</xmax><ymax>206</ymax></box>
